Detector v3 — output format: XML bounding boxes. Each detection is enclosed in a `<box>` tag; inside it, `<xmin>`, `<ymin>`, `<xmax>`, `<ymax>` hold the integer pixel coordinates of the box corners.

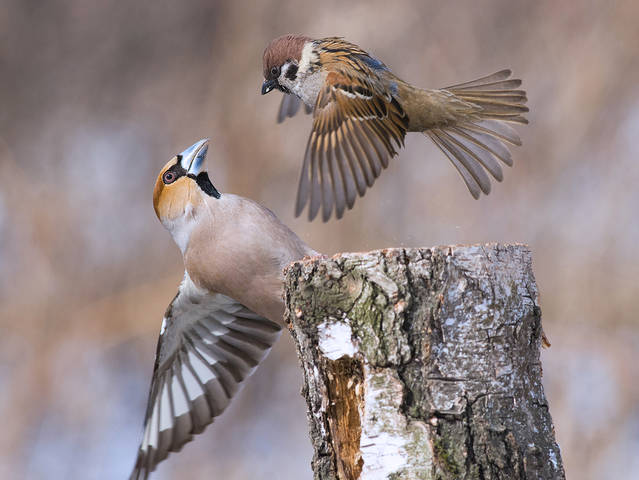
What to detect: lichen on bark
<box><xmin>284</xmin><ymin>244</ymin><xmax>565</xmax><ymax>480</ymax></box>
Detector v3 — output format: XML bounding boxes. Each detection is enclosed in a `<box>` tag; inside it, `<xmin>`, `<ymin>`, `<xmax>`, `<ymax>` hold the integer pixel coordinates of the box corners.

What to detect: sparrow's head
<box><xmin>153</xmin><ymin>139</ymin><xmax>220</xmax><ymax>226</ymax></box>
<box><xmin>262</xmin><ymin>34</ymin><xmax>312</xmax><ymax>95</ymax></box>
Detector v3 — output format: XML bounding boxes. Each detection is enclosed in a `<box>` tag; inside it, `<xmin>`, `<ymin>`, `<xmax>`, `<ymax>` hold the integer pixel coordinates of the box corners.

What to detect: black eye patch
<box><xmin>163</xmin><ymin>162</ymin><xmax>187</xmax><ymax>184</ymax></box>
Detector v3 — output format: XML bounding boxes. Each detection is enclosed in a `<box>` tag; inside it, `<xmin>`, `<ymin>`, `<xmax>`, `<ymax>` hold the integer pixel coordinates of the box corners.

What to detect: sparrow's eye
<box><xmin>270</xmin><ymin>66</ymin><xmax>280</xmax><ymax>77</ymax></box>
<box><xmin>163</xmin><ymin>171</ymin><xmax>177</xmax><ymax>184</ymax></box>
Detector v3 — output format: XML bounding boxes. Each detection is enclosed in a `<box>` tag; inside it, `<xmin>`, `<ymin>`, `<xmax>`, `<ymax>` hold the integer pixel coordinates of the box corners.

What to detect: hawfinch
<box><xmin>130</xmin><ymin>139</ymin><xmax>317</xmax><ymax>479</ymax></box>
<box><xmin>261</xmin><ymin>35</ymin><xmax>529</xmax><ymax>221</ymax></box>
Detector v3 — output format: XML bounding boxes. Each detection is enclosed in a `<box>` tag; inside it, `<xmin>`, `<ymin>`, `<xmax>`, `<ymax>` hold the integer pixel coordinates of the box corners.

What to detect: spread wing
<box><xmin>130</xmin><ymin>276</ymin><xmax>281</xmax><ymax>480</ymax></box>
<box><xmin>295</xmin><ymin>47</ymin><xmax>408</xmax><ymax>221</ymax></box>
<box><xmin>277</xmin><ymin>93</ymin><xmax>313</xmax><ymax>123</ymax></box>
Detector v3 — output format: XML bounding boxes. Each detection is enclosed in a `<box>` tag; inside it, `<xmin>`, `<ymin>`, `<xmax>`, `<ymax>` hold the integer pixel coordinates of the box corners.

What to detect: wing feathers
<box><xmin>296</xmin><ymin>63</ymin><xmax>407</xmax><ymax>221</ymax></box>
<box><xmin>277</xmin><ymin>94</ymin><xmax>312</xmax><ymax>123</ymax></box>
<box><xmin>339</xmin><ymin>130</ymin><xmax>367</xmax><ymax>198</ymax></box>
<box><xmin>208</xmin><ymin>339</ymin><xmax>256</xmax><ymax>377</ymax></box>
<box><xmin>319</xmin><ymin>137</ymin><xmax>333</xmax><ymax>222</ymax></box>
<box><xmin>226</xmin><ymin>317</ymin><xmax>280</xmax><ymax>341</ymax></box>
<box><xmin>169</xmin><ymin>371</ymin><xmax>192</xmax><ymax>449</ymax></box>
<box><xmin>210</xmin><ymin>360</ymin><xmax>242</xmax><ymax>400</ymax></box>
<box><xmin>334</xmin><ymin>134</ymin><xmax>359</xmax><ymax>207</ymax></box>
<box><xmin>185</xmin><ymin>352</ymin><xmax>230</xmax><ymax>417</ymax></box>
<box><xmin>326</xmin><ymin>132</ymin><xmax>347</xmax><ymax>219</ymax></box>
<box><xmin>130</xmin><ymin>292</ymin><xmax>281</xmax><ymax>480</ymax></box>
<box><xmin>295</xmin><ymin>135</ymin><xmax>313</xmax><ymax>217</ymax></box>
<box><xmin>354</xmin><ymin>121</ymin><xmax>383</xmax><ymax>177</ymax></box>
<box><xmin>346</xmin><ymin>120</ymin><xmax>376</xmax><ymax>187</ymax></box>
<box><xmin>309</xmin><ymin>133</ymin><xmax>322</xmax><ymax>221</ymax></box>
<box><xmin>223</xmin><ymin>329</ymin><xmax>271</xmax><ymax>357</ymax></box>
<box><xmin>157</xmin><ymin>381</ymin><xmax>174</xmax><ymax>455</ymax></box>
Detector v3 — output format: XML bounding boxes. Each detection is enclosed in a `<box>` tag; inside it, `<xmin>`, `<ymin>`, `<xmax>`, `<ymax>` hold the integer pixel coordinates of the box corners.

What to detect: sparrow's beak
<box><xmin>261</xmin><ymin>79</ymin><xmax>277</xmax><ymax>95</ymax></box>
<box><xmin>179</xmin><ymin>138</ymin><xmax>209</xmax><ymax>175</ymax></box>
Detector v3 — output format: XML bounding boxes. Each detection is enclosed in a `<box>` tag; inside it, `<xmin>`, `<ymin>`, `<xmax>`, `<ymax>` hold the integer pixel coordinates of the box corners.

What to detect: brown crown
<box><xmin>263</xmin><ymin>34</ymin><xmax>311</xmax><ymax>79</ymax></box>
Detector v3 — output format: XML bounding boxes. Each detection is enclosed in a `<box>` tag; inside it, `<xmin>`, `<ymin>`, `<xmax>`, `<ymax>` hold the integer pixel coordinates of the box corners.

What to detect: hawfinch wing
<box><xmin>296</xmin><ymin>66</ymin><xmax>408</xmax><ymax>222</ymax></box>
<box><xmin>130</xmin><ymin>281</ymin><xmax>281</xmax><ymax>480</ymax></box>
<box><xmin>277</xmin><ymin>93</ymin><xmax>313</xmax><ymax>123</ymax></box>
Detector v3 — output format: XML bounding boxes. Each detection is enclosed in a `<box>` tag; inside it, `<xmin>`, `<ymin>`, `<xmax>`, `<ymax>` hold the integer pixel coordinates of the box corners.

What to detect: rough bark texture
<box><xmin>284</xmin><ymin>244</ymin><xmax>565</xmax><ymax>480</ymax></box>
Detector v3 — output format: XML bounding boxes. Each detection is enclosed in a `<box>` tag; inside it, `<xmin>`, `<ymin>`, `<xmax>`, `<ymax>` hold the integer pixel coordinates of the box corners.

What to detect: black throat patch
<box><xmin>188</xmin><ymin>171</ymin><xmax>221</xmax><ymax>198</ymax></box>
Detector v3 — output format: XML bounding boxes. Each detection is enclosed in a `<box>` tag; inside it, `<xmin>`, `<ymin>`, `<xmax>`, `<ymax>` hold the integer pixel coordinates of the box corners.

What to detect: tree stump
<box><xmin>284</xmin><ymin>244</ymin><xmax>565</xmax><ymax>480</ymax></box>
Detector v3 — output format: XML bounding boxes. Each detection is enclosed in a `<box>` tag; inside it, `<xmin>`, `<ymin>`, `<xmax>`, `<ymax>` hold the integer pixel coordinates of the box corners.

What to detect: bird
<box><xmin>261</xmin><ymin>34</ymin><xmax>529</xmax><ymax>222</ymax></box>
<box><xmin>130</xmin><ymin>138</ymin><xmax>317</xmax><ymax>479</ymax></box>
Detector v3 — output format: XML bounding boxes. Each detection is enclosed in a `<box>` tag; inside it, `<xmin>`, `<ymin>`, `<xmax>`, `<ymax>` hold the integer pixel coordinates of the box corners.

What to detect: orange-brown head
<box><xmin>153</xmin><ymin>139</ymin><xmax>220</xmax><ymax>227</ymax></box>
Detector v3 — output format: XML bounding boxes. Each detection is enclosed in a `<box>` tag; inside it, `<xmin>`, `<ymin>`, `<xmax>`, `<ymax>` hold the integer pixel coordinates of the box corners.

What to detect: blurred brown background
<box><xmin>1</xmin><ymin>0</ymin><xmax>638</xmax><ymax>478</ymax></box>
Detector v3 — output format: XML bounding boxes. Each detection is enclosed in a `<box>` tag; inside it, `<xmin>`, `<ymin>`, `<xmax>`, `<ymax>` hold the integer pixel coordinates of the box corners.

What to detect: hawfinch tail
<box><xmin>130</xmin><ymin>139</ymin><xmax>317</xmax><ymax>479</ymax></box>
<box><xmin>261</xmin><ymin>35</ymin><xmax>529</xmax><ymax>221</ymax></box>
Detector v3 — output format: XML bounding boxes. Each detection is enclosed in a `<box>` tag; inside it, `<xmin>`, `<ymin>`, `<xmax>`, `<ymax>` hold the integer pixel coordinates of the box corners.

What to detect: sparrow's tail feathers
<box><xmin>427</xmin><ymin>70</ymin><xmax>528</xmax><ymax>198</ymax></box>
<box><xmin>446</xmin><ymin>69</ymin><xmax>529</xmax><ymax>124</ymax></box>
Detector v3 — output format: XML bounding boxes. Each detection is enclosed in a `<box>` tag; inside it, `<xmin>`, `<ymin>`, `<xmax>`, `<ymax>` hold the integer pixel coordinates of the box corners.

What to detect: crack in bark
<box><xmin>463</xmin><ymin>394</ymin><xmax>481</xmax><ymax>480</ymax></box>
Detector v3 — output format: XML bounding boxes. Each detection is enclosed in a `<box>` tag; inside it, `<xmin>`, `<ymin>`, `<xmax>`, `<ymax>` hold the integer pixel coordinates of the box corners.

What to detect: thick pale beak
<box><xmin>179</xmin><ymin>138</ymin><xmax>209</xmax><ymax>175</ymax></box>
<box><xmin>261</xmin><ymin>79</ymin><xmax>277</xmax><ymax>95</ymax></box>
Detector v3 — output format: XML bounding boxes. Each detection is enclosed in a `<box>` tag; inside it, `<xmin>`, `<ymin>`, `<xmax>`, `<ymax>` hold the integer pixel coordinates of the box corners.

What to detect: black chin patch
<box><xmin>277</xmin><ymin>83</ymin><xmax>291</xmax><ymax>94</ymax></box>
<box><xmin>188</xmin><ymin>172</ymin><xmax>220</xmax><ymax>198</ymax></box>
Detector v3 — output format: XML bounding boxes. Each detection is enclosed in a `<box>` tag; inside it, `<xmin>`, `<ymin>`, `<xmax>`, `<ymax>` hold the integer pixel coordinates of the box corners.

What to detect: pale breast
<box><xmin>292</xmin><ymin>69</ymin><xmax>324</xmax><ymax>108</ymax></box>
<box><xmin>182</xmin><ymin>194</ymin><xmax>315</xmax><ymax>324</ymax></box>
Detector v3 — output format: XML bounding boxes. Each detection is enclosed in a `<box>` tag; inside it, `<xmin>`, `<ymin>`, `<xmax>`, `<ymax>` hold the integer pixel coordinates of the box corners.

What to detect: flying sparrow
<box><xmin>262</xmin><ymin>35</ymin><xmax>528</xmax><ymax>221</ymax></box>
<box><xmin>130</xmin><ymin>139</ymin><xmax>317</xmax><ymax>479</ymax></box>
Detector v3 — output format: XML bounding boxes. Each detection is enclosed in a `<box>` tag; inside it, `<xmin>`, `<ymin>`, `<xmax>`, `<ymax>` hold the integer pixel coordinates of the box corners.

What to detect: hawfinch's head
<box><xmin>261</xmin><ymin>34</ymin><xmax>311</xmax><ymax>95</ymax></box>
<box><xmin>153</xmin><ymin>139</ymin><xmax>220</xmax><ymax>225</ymax></box>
